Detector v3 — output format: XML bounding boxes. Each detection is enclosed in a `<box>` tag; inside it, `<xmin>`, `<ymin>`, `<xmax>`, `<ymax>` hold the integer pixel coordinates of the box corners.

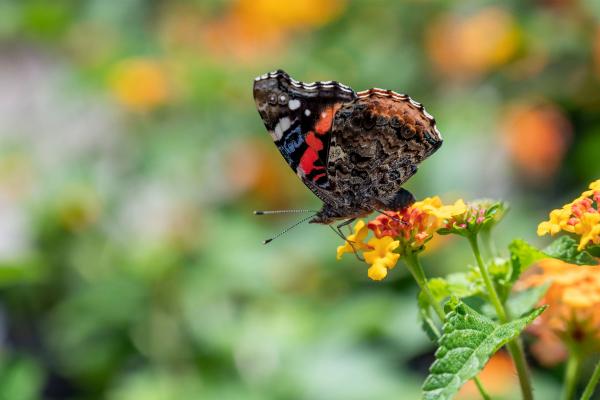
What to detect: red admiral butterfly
<box><xmin>253</xmin><ymin>70</ymin><xmax>442</xmax><ymax>239</ymax></box>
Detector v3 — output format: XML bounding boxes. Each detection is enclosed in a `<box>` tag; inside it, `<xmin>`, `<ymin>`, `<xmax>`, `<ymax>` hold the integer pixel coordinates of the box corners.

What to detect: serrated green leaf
<box><xmin>544</xmin><ymin>236</ymin><xmax>598</xmax><ymax>265</ymax></box>
<box><xmin>422</xmin><ymin>301</ymin><xmax>545</xmax><ymax>400</ymax></box>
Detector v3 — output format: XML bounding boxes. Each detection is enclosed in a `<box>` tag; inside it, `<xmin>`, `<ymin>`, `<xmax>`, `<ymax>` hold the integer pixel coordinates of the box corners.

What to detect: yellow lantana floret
<box><xmin>537</xmin><ymin>206</ymin><xmax>572</xmax><ymax>236</ymax></box>
<box><xmin>336</xmin><ymin>220</ymin><xmax>369</xmax><ymax>260</ymax></box>
<box><xmin>576</xmin><ymin>212</ymin><xmax>600</xmax><ymax>250</ymax></box>
<box><xmin>363</xmin><ymin>236</ymin><xmax>400</xmax><ymax>281</ymax></box>
<box><xmin>415</xmin><ymin>196</ymin><xmax>468</xmax><ymax>220</ymax></box>
<box><xmin>537</xmin><ymin>178</ymin><xmax>600</xmax><ymax>250</ymax></box>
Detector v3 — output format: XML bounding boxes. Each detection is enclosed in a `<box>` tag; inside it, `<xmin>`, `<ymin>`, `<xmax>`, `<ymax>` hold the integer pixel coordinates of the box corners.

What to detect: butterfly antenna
<box><xmin>262</xmin><ymin>214</ymin><xmax>315</xmax><ymax>244</ymax></box>
<box><xmin>254</xmin><ymin>209</ymin><xmax>317</xmax><ymax>215</ymax></box>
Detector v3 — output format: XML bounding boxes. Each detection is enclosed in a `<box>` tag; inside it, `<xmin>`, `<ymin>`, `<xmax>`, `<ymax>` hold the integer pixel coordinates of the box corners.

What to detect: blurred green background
<box><xmin>0</xmin><ymin>0</ymin><xmax>599</xmax><ymax>399</ymax></box>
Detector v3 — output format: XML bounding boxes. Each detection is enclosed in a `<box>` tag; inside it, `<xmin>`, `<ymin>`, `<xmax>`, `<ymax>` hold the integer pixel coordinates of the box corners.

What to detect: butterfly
<box><xmin>253</xmin><ymin>70</ymin><xmax>442</xmax><ymax>238</ymax></box>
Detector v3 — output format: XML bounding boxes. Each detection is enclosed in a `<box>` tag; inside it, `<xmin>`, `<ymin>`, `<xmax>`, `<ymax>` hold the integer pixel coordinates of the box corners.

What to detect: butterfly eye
<box><xmin>268</xmin><ymin>93</ymin><xmax>278</xmax><ymax>105</ymax></box>
<box><xmin>278</xmin><ymin>93</ymin><xmax>289</xmax><ymax>105</ymax></box>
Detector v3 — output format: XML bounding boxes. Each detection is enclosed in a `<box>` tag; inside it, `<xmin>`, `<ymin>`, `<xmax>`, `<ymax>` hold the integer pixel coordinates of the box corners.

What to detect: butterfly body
<box><xmin>253</xmin><ymin>70</ymin><xmax>442</xmax><ymax>225</ymax></box>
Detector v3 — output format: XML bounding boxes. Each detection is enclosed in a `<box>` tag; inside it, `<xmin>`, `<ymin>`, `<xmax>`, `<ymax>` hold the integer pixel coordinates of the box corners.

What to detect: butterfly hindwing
<box><xmin>327</xmin><ymin>89</ymin><xmax>443</xmax><ymax>210</ymax></box>
<box><xmin>253</xmin><ymin>70</ymin><xmax>357</xmax><ymax>197</ymax></box>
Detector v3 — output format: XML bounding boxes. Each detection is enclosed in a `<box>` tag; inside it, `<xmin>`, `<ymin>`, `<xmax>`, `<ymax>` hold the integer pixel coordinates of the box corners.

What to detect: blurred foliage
<box><xmin>0</xmin><ymin>0</ymin><xmax>597</xmax><ymax>398</ymax></box>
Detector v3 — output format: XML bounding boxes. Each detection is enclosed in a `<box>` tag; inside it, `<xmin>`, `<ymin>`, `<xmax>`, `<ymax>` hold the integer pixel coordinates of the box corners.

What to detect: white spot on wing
<box><xmin>304</xmin><ymin>109</ymin><xmax>311</xmax><ymax>116</ymax></box>
<box><xmin>288</xmin><ymin>99</ymin><xmax>301</xmax><ymax>110</ymax></box>
<box><xmin>273</xmin><ymin>117</ymin><xmax>291</xmax><ymax>141</ymax></box>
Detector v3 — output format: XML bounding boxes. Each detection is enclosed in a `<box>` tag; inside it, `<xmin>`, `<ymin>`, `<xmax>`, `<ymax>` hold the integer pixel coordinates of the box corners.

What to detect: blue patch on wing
<box><xmin>278</xmin><ymin>125</ymin><xmax>305</xmax><ymax>169</ymax></box>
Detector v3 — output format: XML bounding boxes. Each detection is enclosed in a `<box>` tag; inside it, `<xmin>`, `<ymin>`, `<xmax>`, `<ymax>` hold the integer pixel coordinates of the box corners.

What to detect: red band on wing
<box><xmin>299</xmin><ymin>148</ymin><xmax>319</xmax><ymax>175</ymax></box>
<box><xmin>305</xmin><ymin>131</ymin><xmax>324</xmax><ymax>151</ymax></box>
<box><xmin>299</xmin><ymin>131</ymin><xmax>325</xmax><ymax>175</ymax></box>
<box><xmin>314</xmin><ymin>103</ymin><xmax>342</xmax><ymax>135</ymax></box>
<box><xmin>312</xmin><ymin>172</ymin><xmax>326</xmax><ymax>182</ymax></box>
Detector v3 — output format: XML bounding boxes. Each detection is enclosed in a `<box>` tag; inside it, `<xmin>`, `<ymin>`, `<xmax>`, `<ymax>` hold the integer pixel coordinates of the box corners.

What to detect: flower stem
<box><xmin>581</xmin><ymin>359</ymin><xmax>600</xmax><ymax>400</ymax></box>
<box><xmin>403</xmin><ymin>250</ymin><xmax>491</xmax><ymax>400</ymax></box>
<box><xmin>468</xmin><ymin>235</ymin><xmax>534</xmax><ymax>400</ymax></box>
<box><xmin>404</xmin><ymin>250</ymin><xmax>445</xmax><ymax>321</ymax></box>
<box><xmin>562</xmin><ymin>350</ymin><xmax>582</xmax><ymax>400</ymax></box>
<box><xmin>480</xmin><ymin>228</ymin><xmax>498</xmax><ymax>259</ymax></box>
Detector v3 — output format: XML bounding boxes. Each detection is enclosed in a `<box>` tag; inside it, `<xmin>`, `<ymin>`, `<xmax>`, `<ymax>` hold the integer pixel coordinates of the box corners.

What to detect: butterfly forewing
<box><xmin>253</xmin><ymin>70</ymin><xmax>356</xmax><ymax>194</ymax></box>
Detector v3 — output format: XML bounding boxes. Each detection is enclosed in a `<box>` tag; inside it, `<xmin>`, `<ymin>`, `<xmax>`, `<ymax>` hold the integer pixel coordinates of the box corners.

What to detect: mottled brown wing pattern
<box><xmin>327</xmin><ymin>89</ymin><xmax>443</xmax><ymax>211</ymax></box>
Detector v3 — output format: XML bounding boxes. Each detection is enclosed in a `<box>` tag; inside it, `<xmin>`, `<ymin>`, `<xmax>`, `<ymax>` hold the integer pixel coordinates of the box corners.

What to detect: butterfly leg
<box><xmin>329</xmin><ymin>219</ymin><xmax>365</xmax><ymax>262</ymax></box>
<box><xmin>336</xmin><ymin>217</ymin><xmax>356</xmax><ymax>236</ymax></box>
<box><xmin>373</xmin><ymin>209</ymin><xmax>407</xmax><ymax>226</ymax></box>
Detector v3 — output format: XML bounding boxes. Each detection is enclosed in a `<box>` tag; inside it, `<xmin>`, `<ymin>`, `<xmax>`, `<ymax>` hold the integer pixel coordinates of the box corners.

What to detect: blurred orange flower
<box><xmin>108</xmin><ymin>58</ymin><xmax>170</xmax><ymax>112</ymax></box>
<box><xmin>426</xmin><ymin>7</ymin><xmax>520</xmax><ymax>78</ymax></box>
<box><xmin>517</xmin><ymin>258</ymin><xmax>600</xmax><ymax>366</ymax></box>
<box><xmin>201</xmin><ymin>0</ymin><xmax>346</xmax><ymax>61</ymax></box>
<box><xmin>457</xmin><ymin>352</ymin><xmax>517</xmax><ymax>399</ymax></box>
<box><xmin>224</xmin><ymin>139</ymin><xmax>306</xmax><ymax>209</ymax></box>
<box><xmin>502</xmin><ymin>102</ymin><xmax>572</xmax><ymax>181</ymax></box>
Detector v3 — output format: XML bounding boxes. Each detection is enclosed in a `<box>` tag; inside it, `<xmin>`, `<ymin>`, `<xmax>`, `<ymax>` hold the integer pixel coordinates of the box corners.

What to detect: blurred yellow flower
<box><xmin>233</xmin><ymin>0</ymin><xmax>345</xmax><ymax>32</ymax></box>
<box><xmin>363</xmin><ymin>236</ymin><xmax>400</xmax><ymax>281</ymax></box>
<box><xmin>538</xmin><ymin>179</ymin><xmax>600</xmax><ymax>250</ymax></box>
<box><xmin>518</xmin><ymin>258</ymin><xmax>600</xmax><ymax>365</ymax></box>
<box><xmin>336</xmin><ymin>219</ymin><xmax>369</xmax><ymax>260</ymax></box>
<box><xmin>426</xmin><ymin>7</ymin><xmax>520</xmax><ymax>78</ymax></box>
<box><xmin>108</xmin><ymin>58</ymin><xmax>170</xmax><ymax>112</ymax></box>
<box><xmin>201</xmin><ymin>0</ymin><xmax>345</xmax><ymax>61</ymax></box>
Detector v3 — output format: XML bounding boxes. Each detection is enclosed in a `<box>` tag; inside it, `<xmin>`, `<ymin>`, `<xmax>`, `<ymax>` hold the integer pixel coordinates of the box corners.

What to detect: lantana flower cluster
<box><xmin>518</xmin><ymin>258</ymin><xmax>600</xmax><ymax>366</ymax></box>
<box><xmin>336</xmin><ymin>196</ymin><xmax>505</xmax><ymax>281</ymax></box>
<box><xmin>538</xmin><ymin>179</ymin><xmax>600</xmax><ymax>250</ymax></box>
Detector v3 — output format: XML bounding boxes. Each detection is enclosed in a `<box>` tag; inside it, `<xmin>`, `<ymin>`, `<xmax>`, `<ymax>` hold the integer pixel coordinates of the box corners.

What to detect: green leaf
<box><xmin>482</xmin><ymin>283</ymin><xmax>550</xmax><ymax>319</ymax></box>
<box><xmin>544</xmin><ymin>236</ymin><xmax>598</xmax><ymax>265</ymax></box>
<box><xmin>428</xmin><ymin>274</ymin><xmax>480</xmax><ymax>303</ymax></box>
<box><xmin>507</xmin><ymin>237</ymin><xmax>598</xmax><ymax>287</ymax></box>
<box><xmin>422</xmin><ymin>300</ymin><xmax>545</xmax><ymax>400</ymax></box>
<box><xmin>588</xmin><ymin>245</ymin><xmax>600</xmax><ymax>257</ymax></box>
<box><xmin>508</xmin><ymin>239</ymin><xmax>546</xmax><ymax>285</ymax></box>
<box><xmin>506</xmin><ymin>283</ymin><xmax>550</xmax><ymax>318</ymax></box>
